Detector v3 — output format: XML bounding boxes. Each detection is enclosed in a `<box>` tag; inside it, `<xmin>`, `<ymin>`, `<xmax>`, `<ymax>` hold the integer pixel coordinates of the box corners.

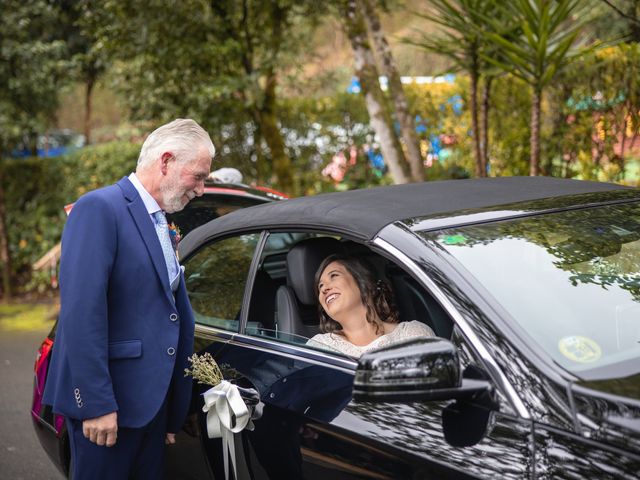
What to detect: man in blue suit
<box><xmin>43</xmin><ymin>119</ymin><xmax>215</xmax><ymax>479</ymax></box>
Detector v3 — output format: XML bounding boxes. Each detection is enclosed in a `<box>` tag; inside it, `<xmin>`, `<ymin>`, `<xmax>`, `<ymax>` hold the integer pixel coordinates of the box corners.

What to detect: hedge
<box><xmin>2</xmin><ymin>141</ymin><xmax>140</xmax><ymax>293</ymax></box>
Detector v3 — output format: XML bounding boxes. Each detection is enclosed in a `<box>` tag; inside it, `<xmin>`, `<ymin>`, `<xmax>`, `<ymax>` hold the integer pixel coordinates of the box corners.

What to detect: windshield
<box><xmin>419</xmin><ymin>202</ymin><xmax>640</xmax><ymax>379</ymax></box>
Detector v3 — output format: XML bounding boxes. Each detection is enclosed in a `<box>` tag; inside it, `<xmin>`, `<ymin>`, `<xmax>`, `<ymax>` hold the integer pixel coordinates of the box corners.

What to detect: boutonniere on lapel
<box><xmin>168</xmin><ymin>222</ymin><xmax>181</xmax><ymax>257</ymax></box>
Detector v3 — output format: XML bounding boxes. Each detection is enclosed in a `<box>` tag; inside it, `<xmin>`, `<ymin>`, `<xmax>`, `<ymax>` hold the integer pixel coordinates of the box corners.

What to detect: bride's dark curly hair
<box><xmin>314</xmin><ymin>254</ymin><xmax>399</xmax><ymax>335</ymax></box>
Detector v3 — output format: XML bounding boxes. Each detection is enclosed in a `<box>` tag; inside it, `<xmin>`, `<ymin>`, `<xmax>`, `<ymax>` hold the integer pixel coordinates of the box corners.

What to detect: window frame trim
<box><xmin>372</xmin><ymin>236</ymin><xmax>531</xmax><ymax>420</ymax></box>
<box><xmin>238</xmin><ymin>230</ymin><xmax>270</xmax><ymax>334</ymax></box>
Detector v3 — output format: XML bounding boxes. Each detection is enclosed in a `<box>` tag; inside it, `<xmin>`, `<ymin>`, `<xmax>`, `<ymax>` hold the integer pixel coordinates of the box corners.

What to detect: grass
<box><xmin>0</xmin><ymin>302</ymin><xmax>57</xmax><ymax>332</ymax></box>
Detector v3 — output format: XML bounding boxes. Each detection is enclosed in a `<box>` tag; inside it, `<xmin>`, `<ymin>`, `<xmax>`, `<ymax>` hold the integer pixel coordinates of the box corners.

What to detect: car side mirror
<box><xmin>353</xmin><ymin>338</ymin><xmax>491</xmax><ymax>402</ymax></box>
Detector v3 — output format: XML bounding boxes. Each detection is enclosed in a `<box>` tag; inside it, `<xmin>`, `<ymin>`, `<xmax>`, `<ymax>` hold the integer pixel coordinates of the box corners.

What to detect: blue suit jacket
<box><xmin>43</xmin><ymin>177</ymin><xmax>195</xmax><ymax>432</ymax></box>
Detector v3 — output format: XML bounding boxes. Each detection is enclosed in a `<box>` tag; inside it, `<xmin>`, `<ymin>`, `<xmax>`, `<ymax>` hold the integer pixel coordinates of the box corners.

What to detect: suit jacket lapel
<box><xmin>117</xmin><ymin>177</ymin><xmax>174</xmax><ymax>304</ymax></box>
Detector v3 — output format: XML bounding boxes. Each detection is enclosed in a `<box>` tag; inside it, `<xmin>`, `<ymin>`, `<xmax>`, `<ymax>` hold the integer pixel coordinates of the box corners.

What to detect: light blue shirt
<box><xmin>128</xmin><ymin>172</ymin><xmax>163</xmax><ymax>219</ymax></box>
<box><xmin>128</xmin><ymin>173</ymin><xmax>181</xmax><ymax>291</ymax></box>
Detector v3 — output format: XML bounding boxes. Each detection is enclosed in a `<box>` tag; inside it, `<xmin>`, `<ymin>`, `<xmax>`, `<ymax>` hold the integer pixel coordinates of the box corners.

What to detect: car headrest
<box><xmin>286</xmin><ymin>237</ymin><xmax>344</xmax><ymax>305</ymax></box>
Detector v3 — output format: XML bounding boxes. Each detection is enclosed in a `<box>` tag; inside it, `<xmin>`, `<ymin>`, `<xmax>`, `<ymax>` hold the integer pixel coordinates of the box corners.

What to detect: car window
<box><xmin>184</xmin><ymin>233</ymin><xmax>260</xmax><ymax>331</ymax></box>
<box><xmin>244</xmin><ymin>231</ymin><xmax>452</xmax><ymax>360</ymax></box>
<box><xmin>245</xmin><ymin>231</ymin><xmax>336</xmax><ymax>347</ymax></box>
<box><xmin>421</xmin><ymin>202</ymin><xmax>640</xmax><ymax>379</ymax></box>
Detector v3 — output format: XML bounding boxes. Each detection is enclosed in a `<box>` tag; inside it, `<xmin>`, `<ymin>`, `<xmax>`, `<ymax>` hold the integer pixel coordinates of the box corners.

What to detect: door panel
<box><xmin>534</xmin><ymin>424</ymin><xmax>640</xmax><ymax>478</ymax></box>
<box><xmin>189</xmin><ymin>335</ymin><xmax>534</xmax><ymax>480</ymax></box>
<box><xmin>193</xmin><ymin>338</ymin><xmax>412</xmax><ymax>479</ymax></box>
<box><xmin>181</xmin><ymin>229</ymin><xmax>535</xmax><ymax>479</ymax></box>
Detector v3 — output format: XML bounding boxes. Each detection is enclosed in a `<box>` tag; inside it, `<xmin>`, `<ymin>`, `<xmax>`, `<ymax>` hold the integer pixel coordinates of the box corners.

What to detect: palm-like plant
<box><xmin>408</xmin><ymin>0</ymin><xmax>500</xmax><ymax>177</ymax></box>
<box><xmin>478</xmin><ymin>0</ymin><xmax>597</xmax><ymax>175</ymax></box>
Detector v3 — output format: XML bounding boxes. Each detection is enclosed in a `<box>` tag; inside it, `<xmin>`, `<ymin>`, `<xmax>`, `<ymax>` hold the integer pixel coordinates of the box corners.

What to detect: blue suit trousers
<box><xmin>66</xmin><ymin>399</ymin><xmax>168</xmax><ymax>480</ymax></box>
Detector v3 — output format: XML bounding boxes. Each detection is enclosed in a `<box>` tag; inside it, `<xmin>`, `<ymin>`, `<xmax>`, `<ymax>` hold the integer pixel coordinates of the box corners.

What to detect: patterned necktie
<box><xmin>153</xmin><ymin>211</ymin><xmax>178</xmax><ymax>284</ymax></box>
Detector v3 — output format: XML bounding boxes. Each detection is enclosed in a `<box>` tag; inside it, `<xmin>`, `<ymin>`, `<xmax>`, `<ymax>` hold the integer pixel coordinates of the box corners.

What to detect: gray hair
<box><xmin>137</xmin><ymin>118</ymin><xmax>215</xmax><ymax>168</ymax></box>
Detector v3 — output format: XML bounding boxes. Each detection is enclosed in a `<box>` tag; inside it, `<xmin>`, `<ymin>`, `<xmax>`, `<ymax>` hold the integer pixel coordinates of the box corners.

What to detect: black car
<box><xmin>36</xmin><ymin>177</ymin><xmax>640</xmax><ymax>479</ymax></box>
<box><xmin>30</xmin><ymin>180</ymin><xmax>287</xmax><ymax>478</ymax></box>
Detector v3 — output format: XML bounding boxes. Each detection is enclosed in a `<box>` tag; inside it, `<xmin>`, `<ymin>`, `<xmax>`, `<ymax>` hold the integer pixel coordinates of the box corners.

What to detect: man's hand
<box><xmin>165</xmin><ymin>433</ymin><xmax>176</xmax><ymax>445</ymax></box>
<box><xmin>83</xmin><ymin>412</ymin><xmax>118</xmax><ymax>447</ymax></box>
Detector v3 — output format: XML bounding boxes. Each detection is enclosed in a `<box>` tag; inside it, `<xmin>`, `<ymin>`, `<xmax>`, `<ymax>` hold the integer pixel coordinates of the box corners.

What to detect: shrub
<box><xmin>1</xmin><ymin>141</ymin><xmax>140</xmax><ymax>294</ymax></box>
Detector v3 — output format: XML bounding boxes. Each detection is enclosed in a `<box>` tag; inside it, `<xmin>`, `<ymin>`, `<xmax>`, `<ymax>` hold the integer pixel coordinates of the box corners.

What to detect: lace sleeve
<box><xmin>402</xmin><ymin>320</ymin><xmax>436</xmax><ymax>339</ymax></box>
<box><xmin>306</xmin><ymin>334</ymin><xmax>344</xmax><ymax>354</ymax></box>
<box><xmin>306</xmin><ymin>334</ymin><xmax>326</xmax><ymax>348</ymax></box>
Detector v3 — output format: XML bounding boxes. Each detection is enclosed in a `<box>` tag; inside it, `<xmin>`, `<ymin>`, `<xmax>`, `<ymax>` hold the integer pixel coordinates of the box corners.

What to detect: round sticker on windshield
<box><xmin>558</xmin><ymin>336</ymin><xmax>602</xmax><ymax>363</ymax></box>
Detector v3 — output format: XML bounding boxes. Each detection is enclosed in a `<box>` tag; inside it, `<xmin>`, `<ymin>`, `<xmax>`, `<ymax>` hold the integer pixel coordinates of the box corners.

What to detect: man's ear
<box><xmin>160</xmin><ymin>152</ymin><xmax>174</xmax><ymax>175</ymax></box>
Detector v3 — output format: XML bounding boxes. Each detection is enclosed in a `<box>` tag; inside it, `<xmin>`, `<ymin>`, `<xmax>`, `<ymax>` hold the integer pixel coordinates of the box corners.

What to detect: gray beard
<box><xmin>159</xmin><ymin>179</ymin><xmax>186</xmax><ymax>213</ymax></box>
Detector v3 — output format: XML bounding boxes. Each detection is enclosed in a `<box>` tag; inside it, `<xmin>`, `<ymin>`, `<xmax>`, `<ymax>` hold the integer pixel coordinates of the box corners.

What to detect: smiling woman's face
<box><xmin>317</xmin><ymin>261</ymin><xmax>362</xmax><ymax>320</ymax></box>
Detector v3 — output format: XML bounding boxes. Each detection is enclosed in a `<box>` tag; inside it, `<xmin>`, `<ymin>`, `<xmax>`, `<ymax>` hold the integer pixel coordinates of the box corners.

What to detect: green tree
<box><xmin>480</xmin><ymin>0</ymin><xmax>597</xmax><ymax>176</ymax></box>
<box><xmin>597</xmin><ymin>0</ymin><xmax>640</xmax><ymax>42</ymax></box>
<box><xmin>58</xmin><ymin>0</ymin><xmax>109</xmax><ymax>145</ymax></box>
<box><xmin>0</xmin><ymin>0</ymin><xmax>68</xmax><ymax>300</ymax></box>
<box><xmin>341</xmin><ymin>0</ymin><xmax>409</xmax><ymax>184</ymax></box>
<box><xmin>86</xmin><ymin>0</ymin><xmax>324</xmax><ymax>194</ymax></box>
<box><xmin>408</xmin><ymin>0</ymin><xmax>501</xmax><ymax>178</ymax></box>
<box><xmin>361</xmin><ymin>0</ymin><xmax>424</xmax><ymax>182</ymax></box>
<box><xmin>484</xmin><ymin>75</ymin><xmax>531</xmax><ymax>176</ymax></box>
<box><xmin>553</xmin><ymin>43</ymin><xmax>640</xmax><ymax>180</ymax></box>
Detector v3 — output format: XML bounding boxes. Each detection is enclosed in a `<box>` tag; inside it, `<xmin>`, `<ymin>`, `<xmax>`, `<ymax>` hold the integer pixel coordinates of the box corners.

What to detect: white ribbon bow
<box><xmin>202</xmin><ymin>380</ymin><xmax>256</xmax><ymax>480</ymax></box>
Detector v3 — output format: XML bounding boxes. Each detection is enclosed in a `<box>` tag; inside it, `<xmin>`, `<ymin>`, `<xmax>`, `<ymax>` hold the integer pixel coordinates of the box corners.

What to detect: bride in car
<box><xmin>308</xmin><ymin>254</ymin><xmax>435</xmax><ymax>358</ymax></box>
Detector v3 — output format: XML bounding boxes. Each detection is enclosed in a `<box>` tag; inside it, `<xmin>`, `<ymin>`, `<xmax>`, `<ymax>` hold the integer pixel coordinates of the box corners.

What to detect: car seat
<box><xmin>275</xmin><ymin>237</ymin><xmax>345</xmax><ymax>339</ymax></box>
<box><xmin>386</xmin><ymin>264</ymin><xmax>453</xmax><ymax>339</ymax></box>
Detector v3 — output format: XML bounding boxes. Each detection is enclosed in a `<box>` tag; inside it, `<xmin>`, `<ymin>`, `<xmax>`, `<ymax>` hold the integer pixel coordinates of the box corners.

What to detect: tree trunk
<box><xmin>250</xmin><ymin>112</ymin><xmax>267</xmax><ymax>185</ymax></box>
<box><xmin>530</xmin><ymin>88</ymin><xmax>541</xmax><ymax>176</ymax></box>
<box><xmin>344</xmin><ymin>0</ymin><xmax>409</xmax><ymax>184</ymax></box>
<box><xmin>470</xmin><ymin>64</ymin><xmax>484</xmax><ymax>177</ymax></box>
<box><xmin>620</xmin><ymin>117</ymin><xmax>627</xmax><ymax>160</ymax></box>
<box><xmin>548</xmin><ymin>84</ymin><xmax>571</xmax><ymax>177</ymax></box>
<box><xmin>480</xmin><ymin>76</ymin><xmax>493</xmax><ymax>176</ymax></box>
<box><xmin>230</xmin><ymin>0</ymin><xmax>292</xmax><ymax>193</ymax></box>
<box><xmin>561</xmin><ymin>152</ymin><xmax>573</xmax><ymax>178</ymax></box>
<box><xmin>592</xmin><ymin>113</ymin><xmax>605</xmax><ymax>172</ymax></box>
<box><xmin>28</xmin><ymin>128</ymin><xmax>38</xmax><ymax>157</ymax></box>
<box><xmin>0</xmin><ymin>170</ymin><xmax>12</xmax><ymax>301</ymax></box>
<box><xmin>256</xmin><ymin>71</ymin><xmax>293</xmax><ymax>193</ymax></box>
<box><xmin>619</xmin><ymin>100</ymin><xmax>631</xmax><ymax>161</ymax></box>
<box><xmin>360</xmin><ymin>0</ymin><xmax>423</xmax><ymax>182</ymax></box>
<box><xmin>84</xmin><ymin>77</ymin><xmax>95</xmax><ymax>145</ymax></box>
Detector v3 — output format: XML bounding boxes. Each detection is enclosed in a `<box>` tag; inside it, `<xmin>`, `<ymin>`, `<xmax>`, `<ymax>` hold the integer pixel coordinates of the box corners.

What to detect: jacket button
<box><xmin>167</xmin><ymin>347</ymin><xmax>176</xmax><ymax>356</ymax></box>
<box><xmin>169</xmin><ymin>313</ymin><xmax>178</xmax><ymax>322</ymax></box>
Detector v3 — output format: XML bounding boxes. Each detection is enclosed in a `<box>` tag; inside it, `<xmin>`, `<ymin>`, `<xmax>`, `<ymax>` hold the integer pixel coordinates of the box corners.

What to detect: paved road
<box><xmin>0</xmin><ymin>319</ymin><xmax>64</xmax><ymax>480</ymax></box>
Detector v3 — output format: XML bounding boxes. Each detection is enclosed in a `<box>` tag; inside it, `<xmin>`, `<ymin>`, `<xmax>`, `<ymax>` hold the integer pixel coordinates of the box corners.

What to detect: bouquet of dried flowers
<box><xmin>184</xmin><ymin>352</ymin><xmax>223</xmax><ymax>387</ymax></box>
<box><xmin>185</xmin><ymin>349</ymin><xmax>264</xmax><ymax>476</ymax></box>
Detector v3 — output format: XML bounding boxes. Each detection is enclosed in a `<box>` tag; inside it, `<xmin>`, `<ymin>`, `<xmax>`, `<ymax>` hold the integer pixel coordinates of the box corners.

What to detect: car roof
<box><xmin>182</xmin><ymin>177</ymin><xmax>635</xmax><ymax>248</ymax></box>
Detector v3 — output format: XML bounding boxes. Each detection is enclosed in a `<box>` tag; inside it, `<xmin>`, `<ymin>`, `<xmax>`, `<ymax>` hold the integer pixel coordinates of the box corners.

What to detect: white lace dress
<box><xmin>307</xmin><ymin>320</ymin><xmax>435</xmax><ymax>358</ymax></box>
